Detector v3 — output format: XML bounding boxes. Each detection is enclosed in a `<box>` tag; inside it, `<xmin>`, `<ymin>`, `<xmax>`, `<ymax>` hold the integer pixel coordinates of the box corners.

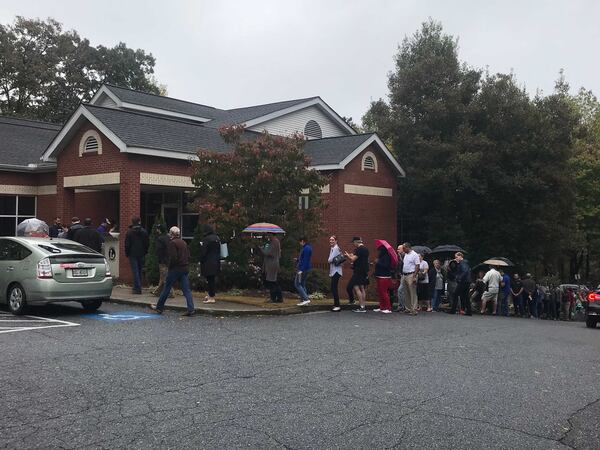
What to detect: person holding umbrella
<box><xmin>260</xmin><ymin>232</ymin><xmax>283</xmax><ymax>303</ymax></box>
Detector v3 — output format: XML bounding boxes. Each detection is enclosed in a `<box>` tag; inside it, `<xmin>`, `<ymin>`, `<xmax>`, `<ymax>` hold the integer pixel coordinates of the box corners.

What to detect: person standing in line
<box><xmin>66</xmin><ymin>217</ymin><xmax>84</xmax><ymax>240</ymax></box>
<box><xmin>373</xmin><ymin>240</ymin><xmax>393</xmax><ymax>314</ymax></box>
<box><xmin>522</xmin><ymin>273</ymin><xmax>537</xmax><ymax>318</ymax></box>
<box><xmin>480</xmin><ymin>266</ymin><xmax>502</xmax><ymax>315</ymax></box>
<box><xmin>151</xmin><ymin>224</ymin><xmax>173</xmax><ymax>298</ymax></box>
<box><xmin>260</xmin><ymin>233</ymin><xmax>283</xmax><ymax>303</ymax></box>
<box><xmin>49</xmin><ymin>217</ymin><xmax>64</xmax><ymax>238</ymax></box>
<box><xmin>449</xmin><ymin>252</ymin><xmax>472</xmax><ymax>316</ymax></box>
<box><xmin>430</xmin><ymin>259</ymin><xmax>445</xmax><ymax>312</ymax></box>
<box><xmin>511</xmin><ymin>273</ymin><xmax>525</xmax><ymax>317</ymax></box>
<box><xmin>396</xmin><ymin>245</ymin><xmax>406</xmax><ymax>312</ymax></box>
<box><xmin>400</xmin><ymin>243</ymin><xmax>420</xmax><ymax>315</ymax></box>
<box><xmin>73</xmin><ymin>218</ymin><xmax>103</xmax><ymax>253</ymax></box>
<box><xmin>199</xmin><ymin>224</ymin><xmax>221</xmax><ymax>303</ymax></box>
<box><xmin>417</xmin><ymin>253</ymin><xmax>430</xmax><ymax>312</ymax></box>
<box><xmin>327</xmin><ymin>235</ymin><xmax>343</xmax><ymax>312</ymax></box>
<box><xmin>150</xmin><ymin>226</ymin><xmax>196</xmax><ymax>316</ymax></box>
<box><xmin>345</xmin><ymin>237</ymin><xmax>369</xmax><ymax>313</ymax></box>
<box><xmin>295</xmin><ymin>237</ymin><xmax>312</xmax><ymax>306</ymax></box>
<box><xmin>124</xmin><ymin>217</ymin><xmax>149</xmax><ymax>295</ymax></box>
<box><xmin>97</xmin><ymin>218</ymin><xmax>112</xmax><ymax>235</ymax></box>
<box><xmin>497</xmin><ymin>269</ymin><xmax>511</xmax><ymax>317</ymax></box>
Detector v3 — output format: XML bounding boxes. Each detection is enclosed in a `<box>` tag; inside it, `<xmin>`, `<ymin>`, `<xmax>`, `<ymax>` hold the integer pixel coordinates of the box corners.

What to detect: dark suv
<box><xmin>585</xmin><ymin>289</ymin><xmax>600</xmax><ymax>328</ymax></box>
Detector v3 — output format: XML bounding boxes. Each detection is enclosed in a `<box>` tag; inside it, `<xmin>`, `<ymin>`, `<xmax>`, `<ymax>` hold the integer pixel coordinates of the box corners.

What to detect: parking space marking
<box><xmin>84</xmin><ymin>311</ymin><xmax>162</xmax><ymax>322</ymax></box>
<box><xmin>0</xmin><ymin>312</ymin><xmax>79</xmax><ymax>334</ymax></box>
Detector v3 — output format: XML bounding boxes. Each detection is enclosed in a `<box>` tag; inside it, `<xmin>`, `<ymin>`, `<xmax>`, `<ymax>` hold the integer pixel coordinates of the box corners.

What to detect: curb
<box><xmin>107</xmin><ymin>297</ymin><xmax>347</xmax><ymax>317</ymax></box>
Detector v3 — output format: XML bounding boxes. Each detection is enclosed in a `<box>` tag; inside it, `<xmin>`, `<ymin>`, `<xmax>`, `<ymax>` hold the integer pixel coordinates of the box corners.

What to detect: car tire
<box><xmin>7</xmin><ymin>284</ymin><xmax>27</xmax><ymax>315</ymax></box>
<box><xmin>81</xmin><ymin>299</ymin><xmax>102</xmax><ymax>311</ymax></box>
<box><xmin>585</xmin><ymin>317</ymin><xmax>597</xmax><ymax>328</ymax></box>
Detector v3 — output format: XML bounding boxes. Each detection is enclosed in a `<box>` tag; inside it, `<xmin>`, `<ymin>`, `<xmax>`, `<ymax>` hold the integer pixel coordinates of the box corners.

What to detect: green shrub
<box><xmin>279</xmin><ymin>267</ymin><xmax>330</xmax><ymax>295</ymax></box>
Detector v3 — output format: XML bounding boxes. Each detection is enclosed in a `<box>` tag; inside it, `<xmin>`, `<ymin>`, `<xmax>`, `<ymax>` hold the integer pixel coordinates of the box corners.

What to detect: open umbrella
<box><xmin>430</xmin><ymin>244</ymin><xmax>465</xmax><ymax>254</ymax></box>
<box><xmin>482</xmin><ymin>258</ymin><xmax>512</xmax><ymax>267</ymax></box>
<box><xmin>17</xmin><ymin>218</ymin><xmax>49</xmax><ymax>237</ymax></box>
<box><xmin>242</xmin><ymin>223</ymin><xmax>285</xmax><ymax>234</ymax></box>
<box><xmin>412</xmin><ymin>245</ymin><xmax>432</xmax><ymax>255</ymax></box>
<box><xmin>374</xmin><ymin>239</ymin><xmax>399</xmax><ymax>268</ymax></box>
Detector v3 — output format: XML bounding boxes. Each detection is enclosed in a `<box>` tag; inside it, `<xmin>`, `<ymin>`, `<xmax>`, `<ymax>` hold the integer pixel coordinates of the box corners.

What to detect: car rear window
<box><xmin>38</xmin><ymin>243</ymin><xmax>98</xmax><ymax>254</ymax></box>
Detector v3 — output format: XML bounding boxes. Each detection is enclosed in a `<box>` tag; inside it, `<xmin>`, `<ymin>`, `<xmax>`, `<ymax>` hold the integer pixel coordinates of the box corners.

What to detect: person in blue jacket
<box><xmin>295</xmin><ymin>237</ymin><xmax>312</xmax><ymax>306</ymax></box>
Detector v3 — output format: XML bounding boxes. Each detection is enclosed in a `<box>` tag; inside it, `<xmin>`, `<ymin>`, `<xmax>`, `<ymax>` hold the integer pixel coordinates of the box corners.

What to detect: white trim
<box><xmin>126</xmin><ymin>147</ymin><xmax>199</xmax><ymax>161</ymax></box>
<box><xmin>300</xmin><ymin>184</ymin><xmax>329</xmax><ymax>195</ymax></box>
<box><xmin>90</xmin><ymin>86</ymin><xmax>211</xmax><ymax>122</ymax></box>
<box><xmin>74</xmin><ymin>189</ymin><xmax>100</xmax><ymax>193</ymax></box>
<box><xmin>41</xmin><ymin>105</ymin><xmax>127</xmax><ymax>162</ymax></box>
<box><xmin>90</xmin><ymin>85</ymin><xmax>122</xmax><ymax>107</ymax></box>
<box><xmin>309</xmin><ymin>135</ymin><xmax>405</xmax><ymax>177</ymax></box>
<box><xmin>140</xmin><ymin>173</ymin><xmax>194</xmax><ymax>188</ymax></box>
<box><xmin>79</xmin><ymin>130</ymin><xmax>103</xmax><ymax>156</ymax></box>
<box><xmin>37</xmin><ymin>185</ymin><xmax>57</xmax><ymax>195</ymax></box>
<box><xmin>120</xmin><ymin>102</ymin><xmax>210</xmax><ymax>122</ymax></box>
<box><xmin>63</xmin><ymin>172</ymin><xmax>120</xmax><ymax>188</ymax></box>
<box><xmin>361</xmin><ymin>151</ymin><xmax>378</xmax><ymax>173</ymax></box>
<box><xmin>243</xmin><ymin>98</ymin><xmax>356</xmax><ymax>135</ymax></box>
<box><xmin>0</xmin><ymin>185</ymin><xmax>39</xmax><ymax>195</ymax></box>
<box><xmin>344</xmin><ymin>184</ymin><xmax>393</xmax><ymax>197</ymax></box>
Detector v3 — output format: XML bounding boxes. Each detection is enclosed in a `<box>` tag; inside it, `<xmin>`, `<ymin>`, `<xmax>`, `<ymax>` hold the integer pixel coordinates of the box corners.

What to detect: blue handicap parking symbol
<box><xmin>85</xmin><ymin>311</ymin><xmax>162</xmax><ymax>321</ymax></box>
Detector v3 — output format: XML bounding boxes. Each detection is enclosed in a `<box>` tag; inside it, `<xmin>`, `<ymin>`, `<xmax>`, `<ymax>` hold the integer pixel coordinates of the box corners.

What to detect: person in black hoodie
<box><xmin>124</xmin><ymin>217</ymin><xmax>149</xmax><ymax>294</ymax></box>
<box><xmin>73</xmin><ymin>218</ymin><xmax>103</xmax><ymax>252</ymax></box>
<box><xmin>199</xmin><ymin>224</ymin><xmax>221</xmax><ymax>303</ymax></box>
<box><xmin>66</xmin><ymin>217</ymin><xmax>84</xmax><ymax>240</ymax></box>
<box><xmin>151</xmin><ymin>224</ymin><xmax>173</xmax><ymax>298</ymax></box>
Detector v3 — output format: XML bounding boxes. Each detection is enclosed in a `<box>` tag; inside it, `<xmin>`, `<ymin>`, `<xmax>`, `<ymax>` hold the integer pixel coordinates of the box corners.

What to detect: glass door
<box><xmin>162</xmin><ymin>203</ymin><xmax>180</xmax><ymax>230</ymax></box>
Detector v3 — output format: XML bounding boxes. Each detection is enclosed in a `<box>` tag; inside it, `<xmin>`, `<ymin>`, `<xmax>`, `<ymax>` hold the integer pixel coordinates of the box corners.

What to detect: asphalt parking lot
<box><xmin>1</xmin><ymin>302</ymin><xmax>599</xmax><ymax>449</ymax></box>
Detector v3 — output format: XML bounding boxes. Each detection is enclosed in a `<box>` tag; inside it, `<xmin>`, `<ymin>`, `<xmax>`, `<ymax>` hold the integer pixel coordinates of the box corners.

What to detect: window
<box><xmin>0</xmin><ymin>196</ymin><xmax>36</xmax><ymax>236</ymax></box>
<box><xmin>181</xmin><ymin>214</ymin><xmax>199</xmax><ymax>239</ymax></box>
<box><xmin>361</xmin><ymin>152</ymin><xmax>378</xmax><ymax>172</ymax></box>
<box><xmin>0</xmin><ymin>240</ymin><xmax>32</xmax><ymax>261</ymax></box>
<box><xmin>304</xmin><ymin>120</ymin><xmax>322</xmax><ymax>139</ymax></box>
<box><xmin>79</xmin><ymin>130</ymin><xmax>103</xmax><ymax>156</ymax></box>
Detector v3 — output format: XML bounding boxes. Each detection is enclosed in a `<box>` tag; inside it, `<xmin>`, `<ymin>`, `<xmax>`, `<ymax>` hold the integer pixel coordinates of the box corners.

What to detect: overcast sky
<box><xmin>1</xmin><ymin>0</ymin><xmax>599</xmax><ymax>122</ymax></box>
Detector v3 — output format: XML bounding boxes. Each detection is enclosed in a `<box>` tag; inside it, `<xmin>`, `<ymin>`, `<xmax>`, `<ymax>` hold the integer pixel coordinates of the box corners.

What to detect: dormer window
<box><xmin>361</xmin><ymin>151</ymin><xmax>378</xmax><ymax>172</ymax></box>
<box><xmin>304</xmin><ymin>120</ymin><xmax>322</xmax><ymax>139</ymax></box>
<box><xmin>79</xmin><ymin>130</ymin><xmax>103</xmax><ymax>156</ymax></box>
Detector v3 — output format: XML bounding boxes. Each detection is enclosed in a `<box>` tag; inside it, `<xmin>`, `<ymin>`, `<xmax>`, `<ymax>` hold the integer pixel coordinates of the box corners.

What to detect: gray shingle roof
<box><xmin>105</xmin><ymin>85</ymin><xmax>222</xmax><ymax>120</ymax></box>
<box><xmin>84</xmin><ymin>105</ymin><xmax>253</xmax><ymax>154</ymax></box>
<box><xmin>204</xmin><ymin>97</ymin><xmax>318</xmax><ymax>128</ymax></box>
<box><xmin>303</xmin><ymin>134</ymin><xmax>374</xmax><ymax>166</ymax></box>
<box><xmin>0</xmin><ymin>117</ymin><xmax>60</xmax><ymax>167</ymax></box>
<box><xmin>84</xmin><ymin>106</ymin><xmax>375</xmax><ymax>168</ymax></box>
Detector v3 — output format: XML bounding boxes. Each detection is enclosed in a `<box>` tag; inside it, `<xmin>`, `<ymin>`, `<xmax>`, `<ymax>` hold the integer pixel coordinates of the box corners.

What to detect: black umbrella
<box><xmin>430</xmin><ymin>244</ymin><xmax>465</xmax><ymax>254</ymax></box>
<box><xmin>412</xmin><ymin>245</ymin><xmax>432</xmax><ymax>255</ymax></box>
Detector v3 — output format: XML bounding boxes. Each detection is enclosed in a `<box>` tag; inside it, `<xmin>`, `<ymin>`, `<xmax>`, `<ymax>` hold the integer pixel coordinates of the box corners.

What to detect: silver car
<box><xmin>0</xmin><ymin>237</ymin><xmax>113</xmax><ymax>315</ymax></box>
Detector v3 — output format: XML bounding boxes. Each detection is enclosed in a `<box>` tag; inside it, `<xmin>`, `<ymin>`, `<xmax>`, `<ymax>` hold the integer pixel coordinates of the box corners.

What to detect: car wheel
<box><xmin>7</xmin><ymin>284</ymin><xmax>27</xmax><ymax>315</ymax></box>
<box><xmin>585</xmin><ymin>317</ymin><xmax>597</xmax><ymax>328</ymax></box>
<box><xmin>81</xmin><ymin>299</ymin><xmax>102</xmax><ymax>311</ymax></box>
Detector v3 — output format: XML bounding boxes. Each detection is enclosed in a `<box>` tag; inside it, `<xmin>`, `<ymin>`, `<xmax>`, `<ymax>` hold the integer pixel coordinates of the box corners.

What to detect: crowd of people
<box><xmin>48</xmin><ymin>216</ymin><xmax>585</xmax><ymax>320</ymax></box>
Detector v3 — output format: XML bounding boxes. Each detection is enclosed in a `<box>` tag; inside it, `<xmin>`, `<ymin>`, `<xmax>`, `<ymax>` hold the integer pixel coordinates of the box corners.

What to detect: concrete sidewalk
<box><xmin>109</xmin><ymin>286</ymin><xmax>371</xmax><ymax>316</ymax></box>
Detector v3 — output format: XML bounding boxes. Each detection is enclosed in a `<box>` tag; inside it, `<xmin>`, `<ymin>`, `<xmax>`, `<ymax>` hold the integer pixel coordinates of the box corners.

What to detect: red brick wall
<box><xmin>312</xmin><ymin>143</ymin><xmax>398</xmax><ymax>295</ymax></box>
<box><xmin>0</xmin><ymin>171</ymin><xmax>57</xmax><ymax>224</ymax></box>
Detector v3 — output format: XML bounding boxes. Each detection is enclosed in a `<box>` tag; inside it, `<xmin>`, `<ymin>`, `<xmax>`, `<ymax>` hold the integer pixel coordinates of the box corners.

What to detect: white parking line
<box><xmin>0</xmin><ymin>313</ymin><xmax>79</xmax><ymax>334</ymax></box>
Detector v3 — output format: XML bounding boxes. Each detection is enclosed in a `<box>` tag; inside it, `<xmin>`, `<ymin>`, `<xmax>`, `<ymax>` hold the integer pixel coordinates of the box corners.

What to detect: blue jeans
<box><xmin>497</xmin><ymin>292</ymin><xmax>509</xmax><ymax>316</ymax></box>
<box><xmin>513</xmin><ymin>294</ymin><xmax>524</xmax><ymax>316</ymax></box>
<box><xmin>129</xmin><ymin>257</ymin><xmax>144</xmax><ymax>292</ymax></box>
<box><xmin>295</xmin><ymin>271</ymin><xmax>309</xmax><ymax>301</ymax></box>
<box><xmin>156</xmin><ymin>270</ymin><xmax>195</xmax><ymax>312</ymax></box>
<box><xmin>432</xmin><ymin>289</ymin><xmax>443</xmax><ymax>310</ymax></box>
<box><xmin>397</xmin><ymin>284</ymin><xmax>405</xmax><ymax>310</ymax></box>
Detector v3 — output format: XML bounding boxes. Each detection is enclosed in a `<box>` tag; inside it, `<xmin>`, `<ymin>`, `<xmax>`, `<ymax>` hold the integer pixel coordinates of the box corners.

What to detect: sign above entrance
<box><xmin>140</xmin><ymin>173</ymin><xmax>194</xmax><ymax>188</ymax></box>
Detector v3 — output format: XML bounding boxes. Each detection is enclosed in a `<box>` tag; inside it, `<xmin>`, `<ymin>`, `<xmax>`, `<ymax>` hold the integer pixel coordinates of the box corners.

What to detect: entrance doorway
<box><xmin>162</xmin><ymin>203</ymin><xmax>180</xmax><ymax>230</ymax></box>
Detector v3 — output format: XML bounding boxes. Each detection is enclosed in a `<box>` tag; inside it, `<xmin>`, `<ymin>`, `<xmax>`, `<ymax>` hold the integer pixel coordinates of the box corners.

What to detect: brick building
<box><xmin>0</xmin><ymin>85</ymin><xmax>404</xmax><ymax>283</ymax></box>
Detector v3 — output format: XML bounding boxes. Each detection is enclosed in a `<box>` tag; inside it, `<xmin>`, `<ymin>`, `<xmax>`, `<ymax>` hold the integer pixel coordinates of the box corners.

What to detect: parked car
<box><xmin>585</xmin><ymin>288</ymin><xmax>600</xmax><ymax>328</ymax></box>
<box><xmin>0</xmin><ymin>237</ymin><xmax>113</xmax><ymax>315</ymax></box>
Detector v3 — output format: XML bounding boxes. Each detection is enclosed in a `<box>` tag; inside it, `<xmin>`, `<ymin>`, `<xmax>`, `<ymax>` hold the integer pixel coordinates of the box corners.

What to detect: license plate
<box><xmin>72</xmin><ymin>268</ymin><xmax>88</xmax><ymax>277</ymax></box>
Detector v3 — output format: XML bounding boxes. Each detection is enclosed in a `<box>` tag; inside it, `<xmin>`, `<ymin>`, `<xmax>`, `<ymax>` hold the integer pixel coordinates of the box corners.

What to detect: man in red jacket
<box><xmin>150</xmin><ymin>226</ymin><xmax>196</xmax><ymax>316</ymax></box>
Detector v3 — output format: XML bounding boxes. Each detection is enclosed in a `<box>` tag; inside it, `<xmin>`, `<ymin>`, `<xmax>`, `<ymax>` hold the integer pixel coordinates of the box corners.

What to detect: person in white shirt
<box><xmin>401</xmin><ymin>242</ymin><xmax>420</xmax><ymax>315</ymax></box>
<box><xmin>481</xmin><ymin>266</ymin><xmax>502</xmax><ymax>315</ymax></box>
<box><xmin>327</xmin><ymin>235</ymin><xmax>343</xmax><ymax>312</ymax></box>
<box><xmin>417</xmin><ymin>254</ymin><xmax>431</xmax><ymax>312</ymax></box>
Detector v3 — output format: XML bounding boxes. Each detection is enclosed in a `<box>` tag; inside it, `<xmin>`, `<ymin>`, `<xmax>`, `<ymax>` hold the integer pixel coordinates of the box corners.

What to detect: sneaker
<box><xmin>373</xmin><ymin>308</ymin><xmax>382</xmax><ymax>312</ymax></box>
<box><xmin>348</xmin><ymin>300</ymin><xmax>355</xmax><ymax>305</ymax></box>
<box><xmin>297</xmin><ymin>300</ymin><xmax>311</xmax><ymax>306</ymax></box>
<box><xmin>203</xmin><ymin>297</ymin><xmax>216</xmax><ymax>304</ymax></box>
<box><xmin>181</xmin><ymin>310</ymin><xmax>196</xmax><ymax>317</ymax></box>
<box><xmin>331</xmin><ymin>306</ymin><xmax>341</xmax><ymax>312</ymax></box>
<box><xmin>381</xmin><ymin>310</ymin><xmax>392</xmax><ymax>314</ymax></box>
<box><xmin>352</xmin><ymin>307</ymin><xmax>366</xmax><ymax>313</ymax></box>
<box><xmin>149</xmin><ymin>304</ymin><xmax>163</xmax><ymax>314</ymax></box>
<box><xmin>426</xmin><ymin>307</ymin><xmax>433</xmax><ymax>312</ymax></box>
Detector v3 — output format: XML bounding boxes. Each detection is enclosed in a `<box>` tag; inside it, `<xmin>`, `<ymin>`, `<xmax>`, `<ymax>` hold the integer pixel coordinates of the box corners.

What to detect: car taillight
<box><xmin>37</xmin><ymin>258</ymin><xmax>53</xmax><ymax>279</ymax></box>
<box><xmin>587</xmin><ymin>292</ymin><xmax>600</xmax><ymax>302</ymax></box>
<box><xmin>104</xmin><ymin>258</ymin><xmax>111</xmax><ymax>277</ymax></box>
